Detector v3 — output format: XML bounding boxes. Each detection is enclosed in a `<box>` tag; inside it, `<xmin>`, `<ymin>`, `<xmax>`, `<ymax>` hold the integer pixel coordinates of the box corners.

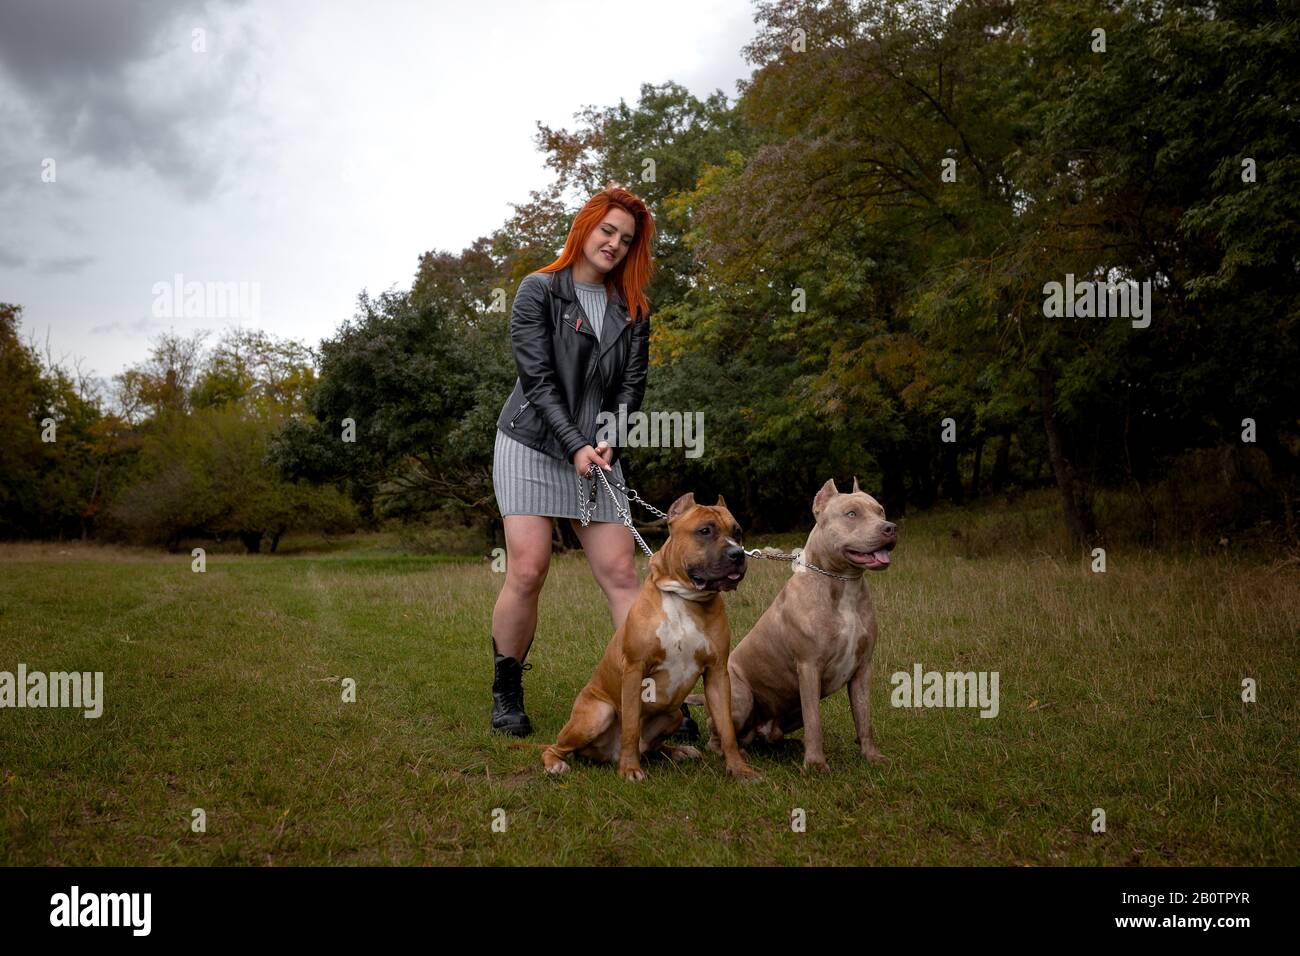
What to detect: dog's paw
<box><xmin>862</xmin><ymin>747</ymin><xmax>888</xmax><ymax>766</ymax></box>
<box><xmin>619</xmin><ymin>766</ymin><xmax>647</xmax><ymax>782</ymax></box>
<box><xmin>802</xmin><ymin>757</ymin><xmax>831</xmax><ymax>774</ymax></box>
<box><xmin>727</xmin><ymin>762</ymin><xmax>762</xmax><ymax>782</ymax></box>
<box><xmin>542</xmin><ymin>757</ymin><xmax>570</xmax><ymax>775</ymax></box>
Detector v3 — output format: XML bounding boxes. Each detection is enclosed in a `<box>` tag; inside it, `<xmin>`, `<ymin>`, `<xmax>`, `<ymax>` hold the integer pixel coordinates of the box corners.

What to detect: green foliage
<box><xmin>0</xmin><ymin>303</ymin><xmax>47</xmax><ymax>536</ymax></box>
<box><xmin>0</xmin><ymin>303</ymin><xmax>134</xmax><ymax>539</ymax></box>
<box><xmin>108</xmin><ymin>406</ymin><xmax>357</xmax><ymax>552</ymax></box>
<box><xmin>623</xmin><ymin>0</ymin><xmax>1298</xmax><ymax>540</ymax></box>
<box><xmin>191</xmin><ymin>327</ymin><xmax>318</xmax><ymax>416</ymax></box>
<box><xmin>271</xmin><ymin>284</ymin><xmax>515</xmax><ymax>522</ymax></box>
<box><xmin>0</xmin><ymin>310</ymin><xmax>354</xmax><ymax>550</ymax></box>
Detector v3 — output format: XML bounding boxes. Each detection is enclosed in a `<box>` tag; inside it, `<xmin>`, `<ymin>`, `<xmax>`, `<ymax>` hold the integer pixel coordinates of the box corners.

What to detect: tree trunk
<box><xmin>882</xmin><ymin>449</ymin><xmax>907</xmax><ymax>517</ymax></box>
<box><xmin>1123</xmin><ymin>410</ymin><xmax>1158</xmax><ymax>545</ymax></box>
<box><xmin>742</xmin><ymin>471</ymin><xmax>760</xmax><ymax>532</ymax></box>
<box><xmin>910</xmin><ymin>444</ymin><xmax>936</xmax><ymax>509</ymax></box>
<box><xmin>940</xmin><ymin>441</ymin><xmax>965</xmax><ymax>505</ymax></box>
<box><xmin>990</xmin><ymin>427</ymin><xmax>1011</xmax><ymax>493</ymax></box>
<box><xmin>1257</xmin><ymin>428</ymin><xmax>1300</xmax><ymax>544</ymax></box>
<box><xmin>1039</xmin><ymin>368</ymin><xmax>1098</xmax><ymax>550</ymax></box>
<box><xmin>240</xmin><ymin>531</ymin><xmax>263</xmax><ymax>554</ymax></box>
<box><xmin>969</xmin><ymin>437</ymin><xmax>984</xmax><ymax>500</ymax></box>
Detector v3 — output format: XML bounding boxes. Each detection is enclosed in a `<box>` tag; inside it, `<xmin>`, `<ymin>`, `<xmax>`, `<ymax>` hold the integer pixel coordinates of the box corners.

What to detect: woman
<box><xmin>489</xmin><ymin>185</ymin><xmax>672</xmax><ymax>737</ymax></box>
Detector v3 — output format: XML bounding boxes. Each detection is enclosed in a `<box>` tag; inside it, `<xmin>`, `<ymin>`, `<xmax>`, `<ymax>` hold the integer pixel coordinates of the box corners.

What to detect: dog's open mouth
<box><xmin>689</xmin><ymin>569</ymin><xmax>745</xmax><ymax>591</ymax></box>
<box><xmin>844</xmin><ymin>546</ymin><xmax>892</xmax><ymax>570</ymax></box>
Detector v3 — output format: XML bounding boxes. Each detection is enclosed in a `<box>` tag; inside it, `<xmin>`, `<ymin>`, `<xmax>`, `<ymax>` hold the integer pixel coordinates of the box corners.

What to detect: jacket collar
<box><xmin>552</xmin><ymin>264</ymin><xmax>628</xmax><ymax>315</ymax></box>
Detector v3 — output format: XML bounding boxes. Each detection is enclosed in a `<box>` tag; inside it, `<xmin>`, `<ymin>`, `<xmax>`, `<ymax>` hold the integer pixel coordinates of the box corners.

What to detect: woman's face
<box><xmin>583</xmin><ymin>208</ymin><xmax>636</xmax><ymax>277</ymax></box>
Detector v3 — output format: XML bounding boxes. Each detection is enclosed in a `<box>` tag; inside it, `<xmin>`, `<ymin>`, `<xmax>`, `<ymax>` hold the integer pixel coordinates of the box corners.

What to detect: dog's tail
<box><xmin>684</xmin><ymin>694</ymin><xmax>705</xmax><ymax>707</ymax></box>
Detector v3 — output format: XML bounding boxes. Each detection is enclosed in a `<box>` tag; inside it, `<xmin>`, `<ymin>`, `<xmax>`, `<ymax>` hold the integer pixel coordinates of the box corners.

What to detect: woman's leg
<box><xmin>567</xmin><ymin>518</ymin><xmax>641</xmax><ymax>630</ymax></box>
<box><xmin>491</xmin><ymin>515</ymin><xmax>555</xmax><ymax>660</ymax></box>
<box><xmin>488</xmin><ymin>514</ymin><xmax>555</xmax><ymax>736</ymax></box>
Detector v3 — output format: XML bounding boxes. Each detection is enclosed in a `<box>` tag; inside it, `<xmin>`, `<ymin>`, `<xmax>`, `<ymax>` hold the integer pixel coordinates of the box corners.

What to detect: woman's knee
<box><xmin>502</xmin><ymin>516</ymin><xmax>554</xmax><ymax>598</ymax></box>
<box><xmin>604</xmin><ymin>558</ymin><xmax>640</xmax><ymax>595</ymax></box>
<box><xmin>506</xmin><ymin>558</ymin><xmax>550</xmax><ymax>597</ymax></box>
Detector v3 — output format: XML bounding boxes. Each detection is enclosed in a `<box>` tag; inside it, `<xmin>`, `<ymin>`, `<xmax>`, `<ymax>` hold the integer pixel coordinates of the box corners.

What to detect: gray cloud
<box><xmin>89</xmin><ymin>316</ymin><xmax>168</xmax><ymax>336</ymax></box>
<box><xmin>0</xmin><ymin>0</ymin><xmax>257</xmax><ymax>200</ymax></box>
<box><xmin>0</xmin><ymin>247</ymin><xmax>26</xmax><ymax>269</ymax></box>
<box><xmin>50</xmin><ymin>212</ymin><xmax>86</xmax><ymax>237</ymax></box>
<box><xmin>35</xmin><ymin>254</ymin><xmax>96</xmax><ymax>275</ymax></box>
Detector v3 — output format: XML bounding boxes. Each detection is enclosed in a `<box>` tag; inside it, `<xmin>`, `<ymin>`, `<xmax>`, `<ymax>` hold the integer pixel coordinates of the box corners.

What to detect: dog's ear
<box><xmin>852</xmin><ymin>475</ymin><xmax>861</xmax><ymax>494</ymax></box>
<box><xmin>667</xmin><ymin>492</ymin><xmax>696</xmax><ymax>521</ymax></box>
<box><xmin>812</xmin><ymin>478</ymin><xmax>839</xmax><ymax>516</ymax></box>
<box><xmin>714</xmin><ymin>494</ymin><xmax>727</xmax><ymax>511</ymax></box>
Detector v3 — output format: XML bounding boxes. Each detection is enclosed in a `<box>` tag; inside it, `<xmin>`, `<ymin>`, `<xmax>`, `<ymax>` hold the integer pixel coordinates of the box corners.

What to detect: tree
<box><xmin>109</xmin><ymin>406</ymin><xmax>356</xmax><ymax>552</ymax></box>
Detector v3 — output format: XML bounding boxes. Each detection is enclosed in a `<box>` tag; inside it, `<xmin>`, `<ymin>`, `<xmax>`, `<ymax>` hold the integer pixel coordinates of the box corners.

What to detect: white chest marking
<box><xmin>654</xmin><ymin>592</ymin><xmax>710</xmax><ymax>700</ymax></box>
<box><xmin>824</xmin><ymin>578</ymin><xmax>863</xmax><ymax>691</ymax></box>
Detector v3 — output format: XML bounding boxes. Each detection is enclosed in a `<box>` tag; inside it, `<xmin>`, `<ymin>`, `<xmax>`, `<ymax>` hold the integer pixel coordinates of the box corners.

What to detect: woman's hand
<box><xmin>574</xmin><ymin>441</ymin><xmax>614</xmax><ymax>478</ymax></box>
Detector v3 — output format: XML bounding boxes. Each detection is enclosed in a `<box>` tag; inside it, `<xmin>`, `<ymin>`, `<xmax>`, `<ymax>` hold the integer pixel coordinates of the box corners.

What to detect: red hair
<box><xmin>537</xmin><ymin>185</ymin><xmax>656</xmax><ymax>322</ymax></box>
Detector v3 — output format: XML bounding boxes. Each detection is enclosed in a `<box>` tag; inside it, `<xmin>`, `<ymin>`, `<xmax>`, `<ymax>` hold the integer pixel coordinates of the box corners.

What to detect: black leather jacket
<box><xmin>494</xmin><ymin>265</ymin><xmax>650</xmax><ymax>466</ymax></box>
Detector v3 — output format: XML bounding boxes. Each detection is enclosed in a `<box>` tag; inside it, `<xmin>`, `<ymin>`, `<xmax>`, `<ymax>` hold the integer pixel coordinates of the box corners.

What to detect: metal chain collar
<box><xmin>576</xmin><ymin>464</ymin><xmax>857</xmax><ymax>579</ymax></box>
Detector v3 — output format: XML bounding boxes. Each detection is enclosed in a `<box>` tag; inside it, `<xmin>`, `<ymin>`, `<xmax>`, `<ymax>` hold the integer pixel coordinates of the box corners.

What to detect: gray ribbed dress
<box><xmin>492</xmin><ymin>279</ymin><xmax>630</xmax><ymax>522</ymax></box>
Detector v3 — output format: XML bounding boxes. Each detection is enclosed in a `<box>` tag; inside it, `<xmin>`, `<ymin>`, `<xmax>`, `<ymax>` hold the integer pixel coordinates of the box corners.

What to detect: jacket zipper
<box><xmin>509</xmin><ymin>399</ymin><xmax>530</xmax><ymax>428</ymax></box>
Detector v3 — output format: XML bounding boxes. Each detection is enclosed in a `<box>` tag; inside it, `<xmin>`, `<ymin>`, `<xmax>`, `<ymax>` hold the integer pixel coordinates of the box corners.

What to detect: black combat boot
<box><xmin>667</xmin><ymin>702</ymin><xmax>700</xmax><ymax>743</ymax></box>
<box><xmin>490</xmin><ymin>637</ymin><xmax>533</xmax><ymax>737</ymax></box>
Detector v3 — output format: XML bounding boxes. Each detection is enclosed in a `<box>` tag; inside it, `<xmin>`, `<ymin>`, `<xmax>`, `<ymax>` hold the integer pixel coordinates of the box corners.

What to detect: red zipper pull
<box><xmin>575</xmin><ymin>316</ymin><xmax>583</xmax><ymax>331</ymax></box>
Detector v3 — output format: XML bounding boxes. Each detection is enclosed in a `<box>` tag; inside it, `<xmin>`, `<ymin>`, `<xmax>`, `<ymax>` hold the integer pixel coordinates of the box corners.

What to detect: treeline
<box><xmin>4</xmin><ymin>0</ymin><xmax>1298</xmax><ymax>552</ymax></box>
<box><xmin>0</xmin><ymin>305</ymin><xmax>356</xmax><ymax>551</ymax></box>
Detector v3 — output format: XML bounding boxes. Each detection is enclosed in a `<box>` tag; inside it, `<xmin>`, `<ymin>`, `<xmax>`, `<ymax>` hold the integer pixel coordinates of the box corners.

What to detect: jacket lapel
<box><xmin>552</xmin><ymin>264</ymin><xmax>630</xmax><ymax>355</ymax></box>
<box><xmin>597</xmin><ymin>287</ymin><xmax>630</xmax><ymax>360</ymax></box>
<box><xmin>555</xmin><ymin>265</ymin><xmax>602</xmax><ymax>342</ymax></box>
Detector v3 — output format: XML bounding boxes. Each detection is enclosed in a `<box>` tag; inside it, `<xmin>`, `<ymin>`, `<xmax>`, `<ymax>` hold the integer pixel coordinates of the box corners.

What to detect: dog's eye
<box><xmin>846</xmin><ymin>510</ymin><xmax>856</xmax><ymax>518</ymax></box>
<box><xmin>697</xmin><ymin>526</ymin><xmax>712</xmax><ymax>536</ymax></box>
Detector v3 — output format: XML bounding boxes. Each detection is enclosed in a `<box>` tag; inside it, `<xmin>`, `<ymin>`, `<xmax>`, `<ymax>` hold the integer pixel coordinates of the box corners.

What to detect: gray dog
<box><xmin>697</xmin><ymin>477</ymin><xmax>897</xmax><ymax>772</ymax></box>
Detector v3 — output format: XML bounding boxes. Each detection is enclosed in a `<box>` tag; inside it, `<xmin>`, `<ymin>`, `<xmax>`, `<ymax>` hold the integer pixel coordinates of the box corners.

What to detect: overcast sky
<box><xmin>0</xmin><ymin>0</ymin><xmax>757</xmax><ymax>387</ymax></box>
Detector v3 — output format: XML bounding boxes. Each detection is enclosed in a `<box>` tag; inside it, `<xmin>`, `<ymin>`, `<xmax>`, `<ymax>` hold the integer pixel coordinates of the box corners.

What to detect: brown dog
<box><xmin>701</xmin><ymin>477</ymin><xmax>896</xmax><ymax>772</ymax></box>
<box><xmin>541</xmin><ymin>493</ymin><xmax>759</xmax><ymax>781</ymax></box>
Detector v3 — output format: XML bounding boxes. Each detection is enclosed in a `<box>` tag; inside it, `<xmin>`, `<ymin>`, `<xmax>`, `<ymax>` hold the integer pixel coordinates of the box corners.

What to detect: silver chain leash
<box><xmin>577</xmin><ymin>464</ymin><xmax>658</xmax><ymax>556</ymax></box>
<box><xmin>738</xmin><ymin>545</ymin><xmax>856</xmax><ymax>580</ymax></box>
<box><xmin>576</xmin><ymin>465</ymin><xmax>855</xmax><ymax>578</ymax></box>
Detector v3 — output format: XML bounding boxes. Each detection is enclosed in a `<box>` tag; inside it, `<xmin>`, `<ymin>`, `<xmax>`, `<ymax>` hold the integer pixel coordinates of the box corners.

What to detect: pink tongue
<box><xmin>871</xmin><ymin>550</ymin><xmax>891</xmax><ymax>565</ymax></box>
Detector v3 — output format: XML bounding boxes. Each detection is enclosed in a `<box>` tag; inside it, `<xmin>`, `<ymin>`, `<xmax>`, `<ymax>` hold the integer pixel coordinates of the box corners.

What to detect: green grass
<box><xmin>1</xmin><ymin>497</ymin><xmax>1297</xmax><ymax>866</ymax></box>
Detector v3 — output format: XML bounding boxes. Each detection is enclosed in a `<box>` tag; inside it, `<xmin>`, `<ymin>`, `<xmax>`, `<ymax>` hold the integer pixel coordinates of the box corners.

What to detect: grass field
<box><xmin>1</xmin><ymin>493</ymin><xmax>1297</xmax><ymax>866</ymax></box>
